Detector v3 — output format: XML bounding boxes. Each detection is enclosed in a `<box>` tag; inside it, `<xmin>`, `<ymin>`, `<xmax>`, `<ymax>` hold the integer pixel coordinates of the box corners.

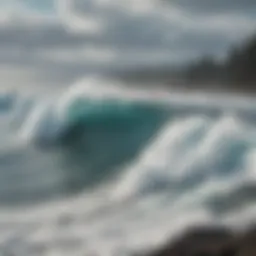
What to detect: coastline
<box><xmin>140</xmin><ymin>224</ymin><xmax>256</xmax><ymax>256</ymax></box>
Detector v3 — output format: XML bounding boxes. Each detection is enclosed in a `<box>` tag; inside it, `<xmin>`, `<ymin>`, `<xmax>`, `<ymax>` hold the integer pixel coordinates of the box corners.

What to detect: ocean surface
<box><xmin>0</xmin><ymin>77</ymin><xmax>256</xmax><ymax>255</ymax></box>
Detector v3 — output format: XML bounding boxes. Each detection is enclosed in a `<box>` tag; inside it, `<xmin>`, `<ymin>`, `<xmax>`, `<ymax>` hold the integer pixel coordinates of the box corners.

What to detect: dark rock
<box><xmin>141</xmin><ymin>224</ymin><xmax>256</xmax><ymax>256</ymax></box>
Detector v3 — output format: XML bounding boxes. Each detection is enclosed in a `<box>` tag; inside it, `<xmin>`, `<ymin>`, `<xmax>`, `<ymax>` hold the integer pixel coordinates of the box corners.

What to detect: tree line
<box><xmin>182</xmin><ymin>34</ymin><xmax>256</xmax><ymax>92</ymax></box>
<box><xmin>115</xmin><ymin>33</ymin><xmax>256</xmax><ymax>93</ymax></box>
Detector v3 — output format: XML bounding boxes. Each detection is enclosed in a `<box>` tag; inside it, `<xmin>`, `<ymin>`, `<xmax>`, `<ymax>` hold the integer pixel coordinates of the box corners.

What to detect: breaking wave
<box><xmin>0</xmin><ymin>77</ymin><xmax>256</xmax><ymax>255</ymax></box>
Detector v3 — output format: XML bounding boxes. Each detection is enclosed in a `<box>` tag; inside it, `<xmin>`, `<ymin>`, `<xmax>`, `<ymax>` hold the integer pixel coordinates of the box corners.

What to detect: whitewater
<box><xmin>0</xmin><ymin>77</ymin><xmax>256</xmax><ymax>256</ymax></box>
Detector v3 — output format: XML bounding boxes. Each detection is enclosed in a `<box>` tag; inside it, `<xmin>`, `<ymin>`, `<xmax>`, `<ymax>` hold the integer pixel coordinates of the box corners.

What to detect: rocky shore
<box><xmin>141</xmin><ymin>225</ymin><xmax>256</xmax><ymax>256</ymax></box>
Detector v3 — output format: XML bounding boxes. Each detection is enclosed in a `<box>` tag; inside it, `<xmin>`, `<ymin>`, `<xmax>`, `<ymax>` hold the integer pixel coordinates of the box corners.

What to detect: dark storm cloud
<box><xmin>1</xmin><ymin>0</ymin><xmax>255</xmax><ymax>58</ymax></box>
<box><xmin>0</xmin><ymin>0</ymin><xmax>255</xmax><ymax>88</ymax></box>
<box><xmin>0</xmin><ymin>16</ymin><xmax>237</xmax><ymax>68</ymax></box>
<box><xmin>167</xmin><ymin>0</ymin><xmax>256</xmax><ymax>15</ymax></box>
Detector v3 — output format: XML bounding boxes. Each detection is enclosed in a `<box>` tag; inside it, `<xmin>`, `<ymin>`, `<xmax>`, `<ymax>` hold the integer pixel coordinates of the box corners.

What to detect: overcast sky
<box><xmin>0</xmin><ymin>0</ymin><xmax>255</xmax><ymax>89</ymax></box>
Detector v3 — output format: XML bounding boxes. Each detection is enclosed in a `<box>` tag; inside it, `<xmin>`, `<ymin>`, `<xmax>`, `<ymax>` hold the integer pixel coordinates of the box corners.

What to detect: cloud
<box><xmin>166</xmin><ymin>0</ymin><xmax>256</xmax><ymax>15</ymax></box>
<box><xmin>0</xmin><ymin>0</ymin><xmax>255</xmax><ymax>90</ymax></box>
<box><xmin>57</xmin><ymin>0</ymin><xmax>256</xmax><ymax>54</ymax></box>
<box><xmin>37</xmin><ymin>46</ymin><xmax>117</xmax><ymax>64</ymax></box>
<box><xmin>57</xmin><ymin>0</ymin><xmax>104</xmax><ymax>34</ymax></box>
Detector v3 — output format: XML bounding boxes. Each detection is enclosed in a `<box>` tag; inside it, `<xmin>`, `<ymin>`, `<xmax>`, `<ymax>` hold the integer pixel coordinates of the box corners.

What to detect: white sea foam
<box><xmin>0</xmin><ymin>77</ymin><xmax>255</xmax><ymax>255</ymax></box>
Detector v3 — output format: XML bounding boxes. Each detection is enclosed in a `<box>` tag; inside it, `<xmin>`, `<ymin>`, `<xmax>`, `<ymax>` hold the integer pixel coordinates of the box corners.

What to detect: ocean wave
<box><xmin>0</xmin><ymin>78</ymin><xmax>255</xmax><ymax>255</ymax></box>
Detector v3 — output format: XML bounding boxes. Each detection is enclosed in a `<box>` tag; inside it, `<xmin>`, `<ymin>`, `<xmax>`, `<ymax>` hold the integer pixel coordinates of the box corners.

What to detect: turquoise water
<box><xmin>0</xmin><ymin>82</ymin><xmax>256</xmax><ymax>255</ymax></box>
<box><xmin>0</xmin><ymin>97</ymin><xmax>169</xmax><ymax>205</ymax></box>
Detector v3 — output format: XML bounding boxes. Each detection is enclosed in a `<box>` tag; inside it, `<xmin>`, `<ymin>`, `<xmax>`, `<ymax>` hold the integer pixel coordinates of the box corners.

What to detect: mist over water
<box><xmin>0</xmin><ymin>77</ymin><xmax>255</xmax><ymax>255</ymax></box>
